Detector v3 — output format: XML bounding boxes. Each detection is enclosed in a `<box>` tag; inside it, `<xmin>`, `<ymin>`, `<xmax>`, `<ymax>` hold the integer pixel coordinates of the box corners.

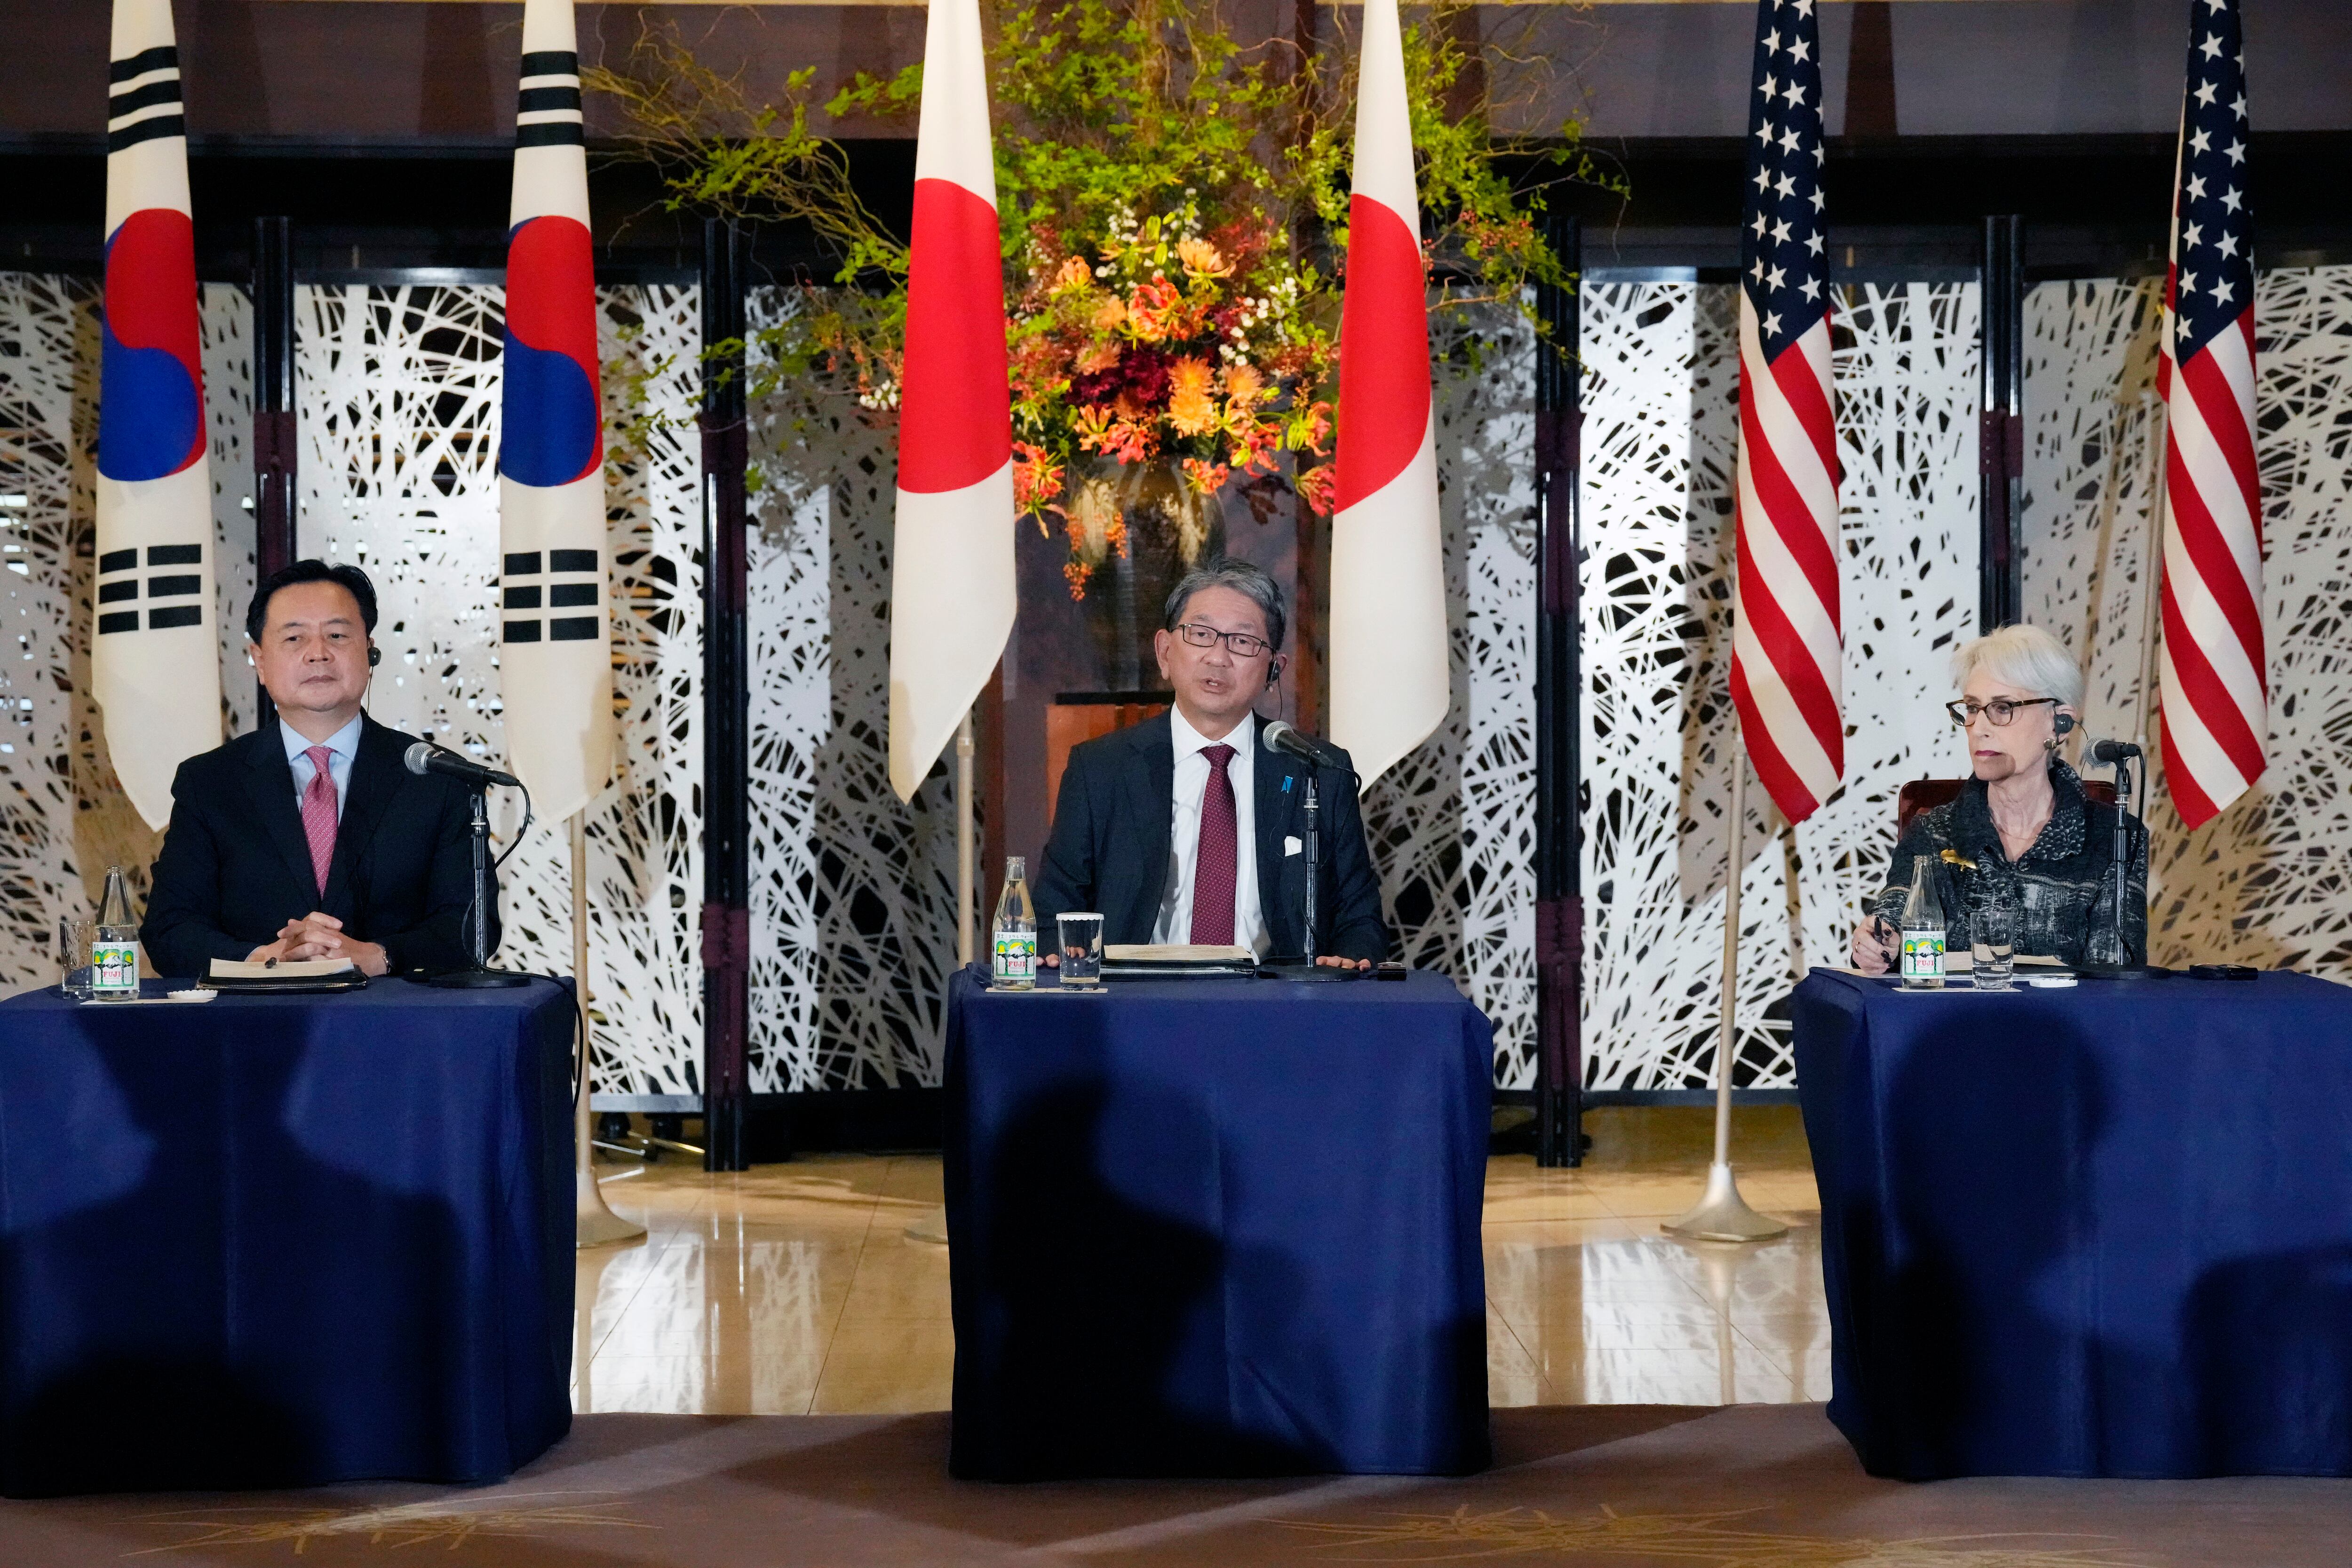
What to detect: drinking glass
<box><xmin>1056</xmin><ymin>912</ymin><xmax>1104</xmax><ymax>987</ymax></box>
<box><xmin>57</xmin><ymin>915</ymin><xmax>95</xmax><ymax>1001</ymax></box>
<box><xmin>1971</xmin><ymin>893</ymin><xmax>2017</xmax><ymax>991</ymax></box>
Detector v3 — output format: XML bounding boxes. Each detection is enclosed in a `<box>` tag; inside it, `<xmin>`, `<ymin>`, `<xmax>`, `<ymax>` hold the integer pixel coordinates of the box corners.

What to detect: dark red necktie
<box><xmin>1189</xmin><ymin>744</ymin><xmax>1238</xmax><ymax>946</ymax></box>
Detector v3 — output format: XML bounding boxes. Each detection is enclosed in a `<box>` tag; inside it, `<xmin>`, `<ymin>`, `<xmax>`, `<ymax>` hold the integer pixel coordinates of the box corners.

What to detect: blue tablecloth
<box><xmin>1795</xmin><ymin>967</ymin><xmax>2352</xmax><ymax>1480</ymax></box>
<box><xmin>0</xmin><ymin>978</ymin><xmax>575</xmax><ymax>1496</ymax></box>
<box><xmin>944</xmin><ymin>966</ymin><xmax>1493</xmax><ymax>1480</ymax></box>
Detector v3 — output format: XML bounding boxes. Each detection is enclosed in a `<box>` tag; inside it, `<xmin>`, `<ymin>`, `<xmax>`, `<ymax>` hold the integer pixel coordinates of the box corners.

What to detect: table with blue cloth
<box><xmin>1795</xmin><ymin>967</ymin><xmax>2352</xmax><ymax>1480</ymax></box>
<box><xmin>0</xmin><ymin>977</ymin><xmax>575</xmax><ymax>1496</ymax></box>
<box><xmin>944</xmin><ymin>965</ymin><xmax>1493</xmax><ymax>1480</ymax></box>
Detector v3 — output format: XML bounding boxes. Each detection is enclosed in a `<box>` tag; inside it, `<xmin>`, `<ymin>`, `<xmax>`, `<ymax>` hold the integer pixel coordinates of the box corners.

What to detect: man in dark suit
<box><xmin>142</xmin><ymin>560</ymin><xmax>495</xmax><ymax>978</ymax></box>
<box><xmin>1034</xmin><ymin>559</ymin><xmax>1389</xmax><ymax>968</ymax></box>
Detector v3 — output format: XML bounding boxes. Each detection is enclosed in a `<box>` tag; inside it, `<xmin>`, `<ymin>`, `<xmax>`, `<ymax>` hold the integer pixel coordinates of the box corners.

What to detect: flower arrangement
<box><xmin>588</xmin><ymin>0</ymin><xmax>1619</xmax><ymax>599</ymax></box>
<box><xmin>1005</xmin><ymin>191</ymin><xmax>1340</xmax><ymax>596</ymax></box>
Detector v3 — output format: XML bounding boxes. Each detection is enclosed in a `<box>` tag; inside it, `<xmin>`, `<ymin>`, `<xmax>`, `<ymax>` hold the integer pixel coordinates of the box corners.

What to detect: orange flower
<box><xmin>1297</xmin><ymin>463</ymin><xmax>1338</xmax><ymax>518</ymax></box>
<box><xmin>1049</xmin><ymin>256</ymin><xmax>1092</xmax><ymax>294</ymax></box>
<box><xmin>1167</xmin><ymin>358</ymin><xmax>1217</xmax><ymax>436</ymax></box>
<box><xmin>1176</xmin><ymin>238</ymin><xmax>1233</xmax><ymax>279</ymax></box>
<box><xmin>1125</xmin><ymin>276</ymin><xmax>1179</xmax><ymax>342</ymax></box>
<box><xmin>1075</xmin><ymin>339</ymin><xmax>1122</xmax><ymax>374</ymax></box>
<box><xmin>1012</xmin><ymin>442</ymin><xmax>1065</xmax><ymax>528</ymax></box>
<box><xmin>1102</xmin><ymin>421</ymin><xmax>1152</xmax><ymax>463</ymax></box>
<box><xmin>1223</xmin><ymin>363</ymin><xmax>1265</xmax><ymax>410</ymax></box>
<box><xmin>1090</xmin><ymin>296</ymin><xmax>1127</xmax><ymax>334</ymax></box>
<box><xmin>1181</xmin><ymin>457</ymin><xmax>1231</xmax><ymax>496</ymax></box>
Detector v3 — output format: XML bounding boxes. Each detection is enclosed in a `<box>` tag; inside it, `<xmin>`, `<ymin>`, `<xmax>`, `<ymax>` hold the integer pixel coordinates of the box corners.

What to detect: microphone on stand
<box><xmin>1260</xmin><ymin>719</ymin><xmax>1349</xmax><ymax>772</ymax></box>
<box><xmin>405</xmin><ymin>741</ymin><xmax>531</xmax><ymax>989</ymax></box>
<box><xmin>2089</xmin><ymin>738</ymin><xmax>2142</xmax><ymax>764</ymax></box>
<box><xmin>405</xmin><ymin>741</ymin><xmax>521</xmax><ymax>789</ymax></box>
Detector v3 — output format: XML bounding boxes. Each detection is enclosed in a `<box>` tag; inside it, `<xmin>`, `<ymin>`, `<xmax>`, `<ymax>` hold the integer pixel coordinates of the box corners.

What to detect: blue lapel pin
<box><xmin>1283</xmin><ymin>775</ymin><xmax>1294</xmax><ymax>794</ymax></box>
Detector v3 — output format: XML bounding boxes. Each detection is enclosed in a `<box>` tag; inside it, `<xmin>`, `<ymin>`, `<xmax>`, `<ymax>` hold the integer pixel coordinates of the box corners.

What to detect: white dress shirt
<box><xmin>1152</xmin><ymin>708</ymin><xmax>1268</xmax><ymax>956</ymax></box>
<box><xmin>281</xmin><ymin>713</ymin><xmax>363</xmax><ymax>821</ymax></box>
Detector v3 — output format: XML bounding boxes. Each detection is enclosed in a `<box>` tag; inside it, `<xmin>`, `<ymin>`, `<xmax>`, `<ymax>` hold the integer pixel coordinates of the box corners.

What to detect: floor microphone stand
<box><xmin>428</xmin><ymin>784</ymin><xmax>530</xmax><ymax>988</ymax></box>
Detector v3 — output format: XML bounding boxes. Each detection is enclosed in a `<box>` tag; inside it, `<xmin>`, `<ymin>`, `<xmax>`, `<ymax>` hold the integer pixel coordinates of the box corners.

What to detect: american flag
<box><xmin>2156</xmin><ymin>0</ymin><xmax>2264</xmax><ymax>829</ymax></box>
<box><xmin>1730</xmin><ymin>0</ymin><xmax>1842</xmax><ymax>824</ymax></box>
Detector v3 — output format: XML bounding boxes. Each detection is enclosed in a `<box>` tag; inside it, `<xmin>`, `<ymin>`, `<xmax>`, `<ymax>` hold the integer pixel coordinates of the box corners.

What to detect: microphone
<box><xmin>2090</xmin><ymin>739</ymin><xmax>2142</xmax><ymax>764</ymax></box>
<box><xmin>405</xmin><ymin>740</ymin><xmax>521</xmax><ymax>790</ymax></box>
<box><xmin>1260</xmin><ymin>719</ymin><xmax>1349</xmax><ymax>772</ymax></box>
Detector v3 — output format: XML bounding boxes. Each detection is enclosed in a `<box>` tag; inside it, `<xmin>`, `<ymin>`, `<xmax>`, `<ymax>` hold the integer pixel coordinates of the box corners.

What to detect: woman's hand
<box><xmin>1850</xmin><ymin>915</ymin><xmax>1899</xmax><ymax>974</ymax></box>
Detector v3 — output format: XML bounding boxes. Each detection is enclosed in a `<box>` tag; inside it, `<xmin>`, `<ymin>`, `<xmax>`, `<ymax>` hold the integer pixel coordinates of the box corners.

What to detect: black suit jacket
<box><xmin>1033</xmin><ymin>712</ymin><xmax>1391</xmax><ymax>962</ymax></box>
<box><xmin>142</xmin><ymin>714</ymin><xmax>498</xmax><ymax>979</ymax></box>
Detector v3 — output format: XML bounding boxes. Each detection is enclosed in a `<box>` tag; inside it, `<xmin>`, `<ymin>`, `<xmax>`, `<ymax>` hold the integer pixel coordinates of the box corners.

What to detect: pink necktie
<box><xmin>1189</xmin><ymin>744</ymin><xmax>1238</xmax><ymax>946</ymax></box>
<box><xmin>300</xmin><ymin>745</ymin><xmax>337</xmax><ymax>898</ymax></box>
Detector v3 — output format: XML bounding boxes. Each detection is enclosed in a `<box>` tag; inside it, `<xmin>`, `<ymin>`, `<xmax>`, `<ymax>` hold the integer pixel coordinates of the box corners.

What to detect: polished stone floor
<box><xmin>571</xmin><ymin>1105</ymin><xmax>1825</xmax><ymax>1417</ymax></box>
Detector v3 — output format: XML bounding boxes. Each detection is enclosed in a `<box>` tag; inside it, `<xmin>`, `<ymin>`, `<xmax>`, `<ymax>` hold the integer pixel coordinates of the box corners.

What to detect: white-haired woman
<box><xmin>1850</xmin><ymin>624</ymin><xmax>2147</xmax><ymax>973</ymax></box>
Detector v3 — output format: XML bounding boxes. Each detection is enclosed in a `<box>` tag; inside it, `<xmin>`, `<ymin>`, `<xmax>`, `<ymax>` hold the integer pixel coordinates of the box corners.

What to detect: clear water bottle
<box><xmin>1899</xmin><ymin>853</ymin><xmax>1946</xmax><ymax>990</ymax></box>
<box><xmin>91</xmin><ymin>865</ymin><xmax>141</xmax><ymax>1002</ymax></box>
<box><xmin>991</xmin><ymin>856</ymin><xmax>1036</xmax><ymax>990</ymax></box>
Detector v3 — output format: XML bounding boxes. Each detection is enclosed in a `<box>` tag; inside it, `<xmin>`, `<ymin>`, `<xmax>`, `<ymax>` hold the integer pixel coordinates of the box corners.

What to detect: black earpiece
<box><xmin>368</xmin><ymin>645</ymin><xmax>381</xmax><ymax>668</ymax></box>
<box><xmin>2053</xmin><ymin>712</ymin><xmax>2074</xmax><ymax>736</ymax></box>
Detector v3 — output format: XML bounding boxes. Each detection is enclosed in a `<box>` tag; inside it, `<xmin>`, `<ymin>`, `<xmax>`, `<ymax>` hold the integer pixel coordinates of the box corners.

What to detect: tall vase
<box><xmin>1064</xmin><ymin>458</ymin><xmax>1224</xmax><ymax>694</ymax></box>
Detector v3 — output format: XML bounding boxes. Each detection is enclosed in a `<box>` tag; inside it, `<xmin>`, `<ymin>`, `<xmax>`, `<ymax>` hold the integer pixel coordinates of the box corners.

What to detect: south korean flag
<box><xmin>95</xmin><ymin>0</ymin><xmax>223</xmax><ymax>830</ymax></box>
<box><xmin>497</xmin><ymin>0</ymin><xmax>614</xmax><ymax>820</ymax></box>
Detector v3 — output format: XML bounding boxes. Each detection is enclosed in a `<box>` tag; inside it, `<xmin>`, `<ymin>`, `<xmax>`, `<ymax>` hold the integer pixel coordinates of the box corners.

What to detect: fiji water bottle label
<box><xmin>1900</xmin><ymin>930</ymin><xmax>1944</xmax><ymax>981</ymax></box>
<box><xmin>92</xmin><ymin>941</ymin><xmax>139</xmax><ymax>994</ymax></box>
<box><xmin>992</xmin><ymin>930</ymin><xmax>1035</xmax><ymax>985</ymax></box>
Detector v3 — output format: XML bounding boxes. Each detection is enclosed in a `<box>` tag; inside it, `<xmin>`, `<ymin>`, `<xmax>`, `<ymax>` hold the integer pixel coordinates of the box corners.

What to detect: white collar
<box><xmin>280</xmin><ymin>712</ymin><xmax>365</xmax><ymax>764</ymax></box>
<box><xmin>1169</xmin><ymin>706</ymin><xmax>1255</xmax><ymax>762</ymax></box>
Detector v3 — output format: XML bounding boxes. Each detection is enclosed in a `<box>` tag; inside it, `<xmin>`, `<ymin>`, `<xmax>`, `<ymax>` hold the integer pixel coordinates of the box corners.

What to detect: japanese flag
<box><xmin>1327</xmin><ymin>0</ymin><xmax>1447</xmax><ymax>790</ymax></box>
<box><xmin>886</xmin><ymin>0</ymin><xmax>1016</xmax><ymax>802</ymax></box>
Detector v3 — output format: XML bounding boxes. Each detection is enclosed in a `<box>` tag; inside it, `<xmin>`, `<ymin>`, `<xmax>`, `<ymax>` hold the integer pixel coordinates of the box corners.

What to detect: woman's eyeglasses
<box><xmin>1172</xmin><ymin>623</ymin><xmax>1272</xmax><ymax>660</ymax></box>
<box><xmin>1946</xmin><ymin>696</ymin><xmax>2060</xmax><ymax>728</ymax></box>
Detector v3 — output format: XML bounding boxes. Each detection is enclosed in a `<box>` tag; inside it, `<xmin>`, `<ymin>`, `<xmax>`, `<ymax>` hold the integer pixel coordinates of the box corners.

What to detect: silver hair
<box><xmin>1163</xmin><ymin>557</ymin><xmax>1286</xmax><ymax>653</ymax></box>
<box><xmin>1952</xmin><ymin>623</ymin><xmax>2085</xmax><ymax>713</ymax></box>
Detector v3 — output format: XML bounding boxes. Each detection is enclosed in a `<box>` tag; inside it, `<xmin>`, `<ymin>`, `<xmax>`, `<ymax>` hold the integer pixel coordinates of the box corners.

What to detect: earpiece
<box><xmin>368</xmin><ymin>645</ymin><xmax>381</xmax><ymax>668</ymax></box>
<box><xmin>2053</xmin><ymin>712</ymin><xmax>2074</xmax><ymax>736</ymax></box>
<box><xmin>1266</xmin><ymin>655</ymin><xmax>1284</xmax><ymax>690</ymax></box>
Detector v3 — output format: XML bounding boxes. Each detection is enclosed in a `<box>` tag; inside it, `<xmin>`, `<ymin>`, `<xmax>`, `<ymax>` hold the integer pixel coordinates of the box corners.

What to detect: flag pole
<box><xmin>1665</xmin><ymin>744</ymin><xmax>1788</xmax><ymax>1243</ymax></box>
<box><xmin>907</xmin><ymin>722</ymin><xmax>972</xmax><ymax>1246</ymax></box>
<box><xmin>2134</xmin><ymin>399</ymin><xmax>2170</xmax><ymax>752</ymax></box>
<box><xmin>955</xmin><ymin>711</ymin><xmax>976</xmax><ymax>966</ymax></box>
<box><xmin>572</xmin><ymin>811</ymin><xmax>644</xmax><ymax>1248</ymax></box>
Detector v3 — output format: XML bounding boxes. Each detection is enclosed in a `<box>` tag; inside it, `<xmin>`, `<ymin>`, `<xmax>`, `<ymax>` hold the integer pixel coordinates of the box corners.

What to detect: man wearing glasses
<box><xmin>1034</xmin><ymin>558</ymin><xmax>1389</xmax><ymax>970</ymax></box>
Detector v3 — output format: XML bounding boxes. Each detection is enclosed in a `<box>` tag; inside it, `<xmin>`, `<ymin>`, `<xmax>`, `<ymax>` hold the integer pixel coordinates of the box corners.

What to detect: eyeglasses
<box><xmin>1946</xmin><ymin>696</ymin><xmax>2060</xmax><ymax>728</ymax></box>
<box><xmin>1172</xmin><ymin>622</ymin><xmax>1273</xmax><ymax>660</ymax></box>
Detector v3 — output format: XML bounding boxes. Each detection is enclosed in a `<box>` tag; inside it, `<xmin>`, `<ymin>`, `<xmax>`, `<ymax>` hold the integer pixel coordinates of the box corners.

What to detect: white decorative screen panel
<box><xmin>0</xmin><ymin>276</ymin><xmax>257</xmax><ymax>984</ymax></box>
<box><xmin>294</xmin><ymin>281</ymin><xmax>703</xmax><ymax>1098</ymax></box>
<box><xmin>2024</xmin><ymin>265</ymin><xmax>2352</xmax><ymax>977</ymax></box>
<box><xmin>1362</xmin><ymin>304</ymin><xmax>1539</xmax><ymax>1088</ymax></box>
<box><xmin>745</xmin><ymin>289</ymin><xmax>963</xmax><ymax>1092</ymax></box>
<box><xmin>1577</xmin><ymin>278</ymin><xmax>1981</xmax><ymax>1091</ymax></box>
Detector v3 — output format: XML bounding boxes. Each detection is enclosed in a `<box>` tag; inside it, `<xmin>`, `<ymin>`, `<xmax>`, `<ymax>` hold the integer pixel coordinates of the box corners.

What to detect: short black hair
<box><xmin>1163</xmin><ymin>557</ymin><xmax>1287</xmax><ymax>653</ymax></box>
<box><xmin>246</xmin><ymin>559</ymin><xmax>380</xmax><ymax>645</ymax></box>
